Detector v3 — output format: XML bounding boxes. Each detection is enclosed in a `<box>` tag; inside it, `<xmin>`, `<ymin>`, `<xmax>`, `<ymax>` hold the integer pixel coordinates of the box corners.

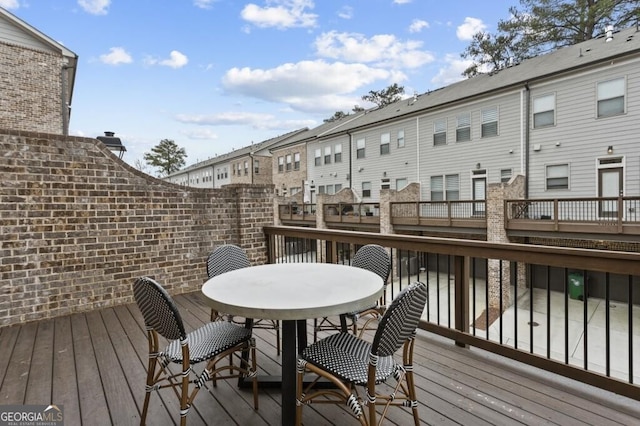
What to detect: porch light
<box><xmin>97</xmin><ymin>131</ymin><xmax>126</xmax><ymax>159</ymax></box>
<box><xmin>607</xmin><ymin>145</ymin><xmax>614</xmax><ymax>154</ymax></box>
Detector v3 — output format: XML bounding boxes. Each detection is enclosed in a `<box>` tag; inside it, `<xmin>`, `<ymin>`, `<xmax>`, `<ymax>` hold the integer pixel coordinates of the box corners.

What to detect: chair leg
<box><xmin>140</xmin><ymin>355</ymin><xmax>157</xmax><ymax>425</ymax></box>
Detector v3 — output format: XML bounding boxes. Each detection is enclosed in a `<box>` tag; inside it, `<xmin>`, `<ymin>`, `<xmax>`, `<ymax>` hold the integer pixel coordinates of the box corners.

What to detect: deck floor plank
<box><xmin>0</xmin><ymin>321</ymin><xmax>37</xmax><ymax>405</ymax></box>
<box><xmin>52</xmin><ymin>315</ymin><xmax>81</xmax><ymax>426</ymax></box>
<box><xmin>70</xmin><ymin>312</ymin><xmax>111</xmax><ymax>425</ymax></box>
<box><xmin>1</xmin><ymin>291</ymin><xmax>639</xmax><ymax>425</ymax></box>
<box><xmin>24</xmin><ymin>320</ymin><xmax>54</xmax><ymax>405</ymax></box>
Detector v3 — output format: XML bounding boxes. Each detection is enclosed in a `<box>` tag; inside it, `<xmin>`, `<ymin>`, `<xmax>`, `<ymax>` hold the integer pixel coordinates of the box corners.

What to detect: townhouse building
<box><xmin>169</xmin><ymin>25</ymin><xmax>640</xmax><ymax>225</ymax></box>
<box><xmin>165</xmin><ymin>128</ymin><xmax>306</xmax><ymax>188</ymax></box>
<box><xmin>0</xmin><ymin>8</ymin><xmax>77</xmax><ymax>135</ymax></box>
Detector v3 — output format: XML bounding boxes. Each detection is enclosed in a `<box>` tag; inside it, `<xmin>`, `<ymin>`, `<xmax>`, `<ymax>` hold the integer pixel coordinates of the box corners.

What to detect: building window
<box><xmin>433</xmin><ymin>118</ymin><xmax>447</xmax><ymax>145</ymax></box>
<box><xmin>326</xmin><ymin>184</ymin><xmax>335</xmax><ymax>195</ymax></box>
<box><xmin>224</xmin><ymin>167</ymin><xmax>228</xmax><ymax>178</ymax></box>
<box><xmin>533</xmin><ymin>93</ymin><xmax>555</xmax><ymax>128</ymax></box>
<box><xmin>362</xmin><ymin>181</ymin><xmax>371</xmax><ymax>198</ymax></box>
<box><xmin>324</xmin><ymin>146</ymin><xmax>331</xmax><ymax>164</ymax></box>
<box><xmin>278</xmin><ymin>156</ymin><xmax>284</xmax><ymax>172</ymax></box>
<box><xmin>546</xmin><ymin>164</ymin><xmax>569</xmax><ymax>190</ymax></box>
<box><xmin>481</xmin><ymin>106</ymin><xmax>498</xmax><ymax>138</ymax></box>
<box><xmin>430</xmin><ymin>174</ymin><xmax>459</xmax><ymax>200</ymax></box>
<box><xmin>397</xmin><ymin>130</ymin><xmax>405</xmax><ymax>148</ymax></box>
<box><xmin>318</xmin><ymin>185</ymin><xmax>325</xmax><ymax>194</ymax></box>
<box><xmin>597</xmin><ymin>77</ymin><xmax>625</xmax><ymax>118</ymax></box>
<box><xmin>254</xmin><ymin>159</ymin><xmax>259</xmax><ymax>174</ymax></box>
<box><xmin>244</xmin><ymin>161</ymin><xmax>248</xmax><ymax>175</ymax></box>
<box><xmin>285</xmin><ymin>154</ymin><xmax>292</xmax><ymax>171</ymax></box>
<box><xmin>315</xmin><ymin>148</ymin><xmax>322</xmax><ymax>166</ymax></box>
<box><xmin>293</xmin><ymin>152</ymin><xmax>300</xmax><ymax>170</ymax></box>
<box><xmin>334</xmin><ymin>144</ymin><xmax>342</xmax><ymax>163</ymax></box>
<box><xmin>380</xmin><ymin>133</ymin><xmax>390</xmax><ymax>155</ymax></box>
<box><xmin>381</xmin><ymin>178</ymin><xmax>391</xmax><ymax>190</ymax></box>
<box><xmin>456</xmin><ymin>112</ymin><xmax>471</xmax><ymax>142</ymax></box>
<box><xmin>500</xmin><ymin>168</ymin><xmax>512</xmax><ymax>183</ymax></box>
<box><xmin>334</xmin><ymin>183</ymin><xmax>342</xmax><ymax>192</ymax></box>
<box><xmin>356</xmin><ymin>138</ymin><xmax>365</xmax><ymax>159</ymax></box>
<box><xmin>396</xmin><ymin>178</ymin><xmax>407</xmax><ymax>190</ymax></box>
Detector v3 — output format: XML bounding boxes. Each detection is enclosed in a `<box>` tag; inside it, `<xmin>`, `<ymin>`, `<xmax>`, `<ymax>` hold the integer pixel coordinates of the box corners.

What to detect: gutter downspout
<box><xmin>347</xmin><ymin>132</ymin><xmax>353</xmax><ymax>189</ymax></box>
<box><xmin>523</xmin><ymin>82</ymin><xmax>530</xmax><ymax>199</ymax></box>
<box><xmin>61</xmin><ymin>63</ymin><xmax>73</xmax><ymax>136</ymax></box>
<box><xmin>416</xmin><ymin>116</ymin><xmax>420</xmax><ymax>185</ymax></box>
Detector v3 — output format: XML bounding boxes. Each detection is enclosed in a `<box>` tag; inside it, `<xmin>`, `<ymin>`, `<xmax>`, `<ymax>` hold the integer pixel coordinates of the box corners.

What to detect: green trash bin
<box><xmin>568</xmin><ymin>272</ymin><xmax>584</xmax><ymax>301</ymax></box>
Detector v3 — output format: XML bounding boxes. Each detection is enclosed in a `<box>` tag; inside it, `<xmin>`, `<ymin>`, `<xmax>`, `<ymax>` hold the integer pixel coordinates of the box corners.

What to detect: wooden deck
<box><xmin>1</xmin><ymin>291</ymin><xmax>638</xmax><ymax>426</ymax></box>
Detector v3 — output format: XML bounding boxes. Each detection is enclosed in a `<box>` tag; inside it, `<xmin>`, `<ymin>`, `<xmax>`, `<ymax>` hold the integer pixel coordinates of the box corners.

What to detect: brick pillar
<box><xmin>486</xmin><ymin>175</ymin><xmax>526</xmax><ymax>310</ymax></box>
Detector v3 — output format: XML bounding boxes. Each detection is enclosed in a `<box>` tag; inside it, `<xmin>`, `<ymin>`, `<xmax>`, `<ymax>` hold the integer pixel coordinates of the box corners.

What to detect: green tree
<box><xmin>361</xmin><ymin>83</ymin><xmax>405</xmax><ymax>107</ymax></box>
<box><xmin>461</xmin><ymin>0</ymin><xmax>640</xmax><ymax>77</ymax></box>
<box><xmin>323</xmin><ymin>105</ymin><xmax>367</xmax><ymax>123</ymax></box>
<box><xmin>143</xmin><ymin>139</ymin><xmax>187</xmax><ymax>176</ymax></box>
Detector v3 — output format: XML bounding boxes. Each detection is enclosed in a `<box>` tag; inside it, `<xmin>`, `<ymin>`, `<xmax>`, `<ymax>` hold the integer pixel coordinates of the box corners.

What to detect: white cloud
<box><xmin>337</xmin><ymin>6</ymin><xmax>353</xmax><ymax>20</ymax></box>
<box><xmin>145</xmin><ymin>51</ymin><xmax>189</xmax><ymax>69</ymax></box>
<box><xmin>0</xmin><ymin>0</ymin><xmax>20</xmax><ymax>9</ymax></box>
<box><xmin>430</xmin><ymin>54</ymin><xmax>472</xmax><ymax>86</ymax></box>
<box><xmin>99</xmin><ymin>47</ymin><xmax>133</xmax><ymax>65</ymax></box>
<box><xmin>457</xmin><ymin>17</ymin><xmax>486</xmax><ymax>41</ymax></box>
<box><xmin>176</xmin><ymin>112</ymin><xmax>315</xmax><ymax>131</ymax></box>
<box><xmin>181</xmin><ymin>128</ymin><xmax>219</xmax><ymax>140</ymax></box>
<box><xmin>314</xmin><ymin>31</ymin><xmax>434</xmax><ymax>69</ymax></box>
<box><xmin>221</xmin><ymin>60</ymin><xmax>398</xmax><ymax>113</ymax></box>
<box><xmin>393</xmin><ymin>0</ymin><xmax>412</xmax><ymax>4</ymax></box>
<box><xmin>241</xmin><ymin>0</ymin><xmax>317</xmax><ymax>29</ymax></box>
<box><xmin>193</xmin><ymin>0</ymin><xmax>216</xmax><ymax>9</ymax></box>
<box><xmin>78</xmin><ymin>0</ymin><xmax>110</xmax><ymax>15</ymax></box>
<box><xmin>409</xmin><ymin>19</ymin><xmax>429</xmax><ymax>33</ymax></box>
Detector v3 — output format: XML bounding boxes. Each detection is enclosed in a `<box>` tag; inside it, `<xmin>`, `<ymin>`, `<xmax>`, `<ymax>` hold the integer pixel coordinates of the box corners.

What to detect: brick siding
<box><xmin>0</xmin><ymin>42</ymin><xmax>63</xmax><ymax>134</ymax></box>
<box><xmin>0</xmin><ymin>130</ymin><xmax>273</xmax><ymax>327</ymax></box>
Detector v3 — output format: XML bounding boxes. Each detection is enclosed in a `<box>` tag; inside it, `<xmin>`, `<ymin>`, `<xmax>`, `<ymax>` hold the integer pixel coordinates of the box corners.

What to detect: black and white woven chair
<box><xmin>206</xmin><ymin>244</ymin><xmax>280</xmax><ymax>355</ymax></box>
<box><xmin>313</xmin><ymin>244</ymin><xmax>391</xmax><ymax>341</ymax></box>
<box><xmin>297</xmin><ymin>281</ymin><xmax>427</xmax><ymax>426</ymax></box>
<box><xmin>133</xmin><ymin>276</ymin><xmax>258</xmax><ymax>426</ymax></box>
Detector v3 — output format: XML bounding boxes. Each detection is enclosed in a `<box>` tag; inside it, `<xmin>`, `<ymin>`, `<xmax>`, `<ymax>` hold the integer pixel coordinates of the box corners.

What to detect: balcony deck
<box><xmin>1</xmin><ymin>291</ymin><xmax>638</xmax><ymax>426</ymax></box>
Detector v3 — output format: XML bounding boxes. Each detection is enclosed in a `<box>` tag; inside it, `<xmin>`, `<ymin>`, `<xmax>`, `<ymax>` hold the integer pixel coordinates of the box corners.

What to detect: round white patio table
<box><xmin>201</xmin><ymin>262</ymin><xmax>383</xmax><ymax>426</ymax></box>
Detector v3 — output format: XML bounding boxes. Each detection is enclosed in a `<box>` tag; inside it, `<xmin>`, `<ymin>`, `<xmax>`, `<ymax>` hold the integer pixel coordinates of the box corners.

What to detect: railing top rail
<box><xmin>264</xmin><ymin>225</ymin><xmax>640</xmax><ymax>275</ymax></box>
<box><xmin>505</xmin><ymin>196</ymin><xmax>640</xmax><ymax>203</ymax></box>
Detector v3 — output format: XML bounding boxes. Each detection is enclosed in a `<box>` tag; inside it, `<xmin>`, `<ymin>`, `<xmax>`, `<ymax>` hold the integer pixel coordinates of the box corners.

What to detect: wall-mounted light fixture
<box><xmin>555</xmin><ymin>141</ymin><xmax>561</xmax><ymax>147</ymax></box>
<box><xmin>358</xmin><ymin>167</ymin><xmax>364</xmax><ymax>172</ymax></box>
<box><xmin>607</xmin><ymin>145</ymin><xmax>614</xmax><ymax>154</ymax></box>
<box><xmin>476</xmin><ymin>163</ymin><xmax>481</xmax><ymax>169</ymax></box>
<box><xmin>383</xmin><ymin>171</ymin><xmax>387</xmax><ymax>177</ymax></box>
<box><xmin>509</xmin><ymin>149</ymin><xmax>514</xmax><ymax>154</ymax></box>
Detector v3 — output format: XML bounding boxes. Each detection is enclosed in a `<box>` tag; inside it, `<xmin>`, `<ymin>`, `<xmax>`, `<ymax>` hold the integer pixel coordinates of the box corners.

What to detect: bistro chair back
<box><xmin>314</xmin><ymin>244</ymin><xmax>391</xmax><ymax>341</ymax></box>
<box><xmin>297</xmin><ymin>281</ymin><xmax>428</xmax><ymax>426</ymax></box>
<box><xmin>133</xmin><ymin>276</ymin><xmax>258</xmax><ymax>426</ymax></box>
<box><xmin>206</xmin><ymin>244</ymin><xmax>281</xmax><ymax>355</ymax></box>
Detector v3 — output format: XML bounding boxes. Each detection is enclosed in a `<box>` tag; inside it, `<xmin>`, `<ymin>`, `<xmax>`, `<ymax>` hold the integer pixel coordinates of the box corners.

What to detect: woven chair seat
<box><xmin>301</xmin><ymin>332</ymin><xmax>396</xmax><ymax>386</ymax></box>
<box><xmin>162</xmin><ymin>321</ymin><xmax>253</xmax><ymax>364</ymax></box>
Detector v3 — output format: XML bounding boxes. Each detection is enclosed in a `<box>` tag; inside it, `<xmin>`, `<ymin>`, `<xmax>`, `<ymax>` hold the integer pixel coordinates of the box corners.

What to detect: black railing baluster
<box><xmin>583</xmin><ymin>268</ymin><xmax>589</xmax><ymax>370</ymax></box>
<box><xmin>564</xmin><ymin>268</ymin><xmax>569</xmax><ymax>364</ymax></box>
<box><xmin>606</xmin><ymin>272</ymin><xmax>611</xmax><ymax>377</ymax></box>
<box><xmin>629</xmin><ymin>275</ymin><xmax>634</xmax><ymax>384</ymax></box>
<box><xmin>547</xmin><ymin>266</ymin><xmax>551</xmax><ymax>359</ymax></box>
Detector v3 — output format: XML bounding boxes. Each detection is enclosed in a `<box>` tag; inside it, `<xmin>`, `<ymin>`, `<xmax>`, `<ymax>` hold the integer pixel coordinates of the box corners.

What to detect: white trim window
<box><xmin>285</xmin><ymin>154</ymin><xmax>292</xmax><ymax>171</ymax></box>
<box><xmin>456</xmin><ymin>112</ymin><xmax>471</xmax><ymax>142</ymax></box>
<box><xmin>362</xmin><ymin>181</ymin><xmax>371</xmax><ymax>198</ymax></box>
<box><xmin>431</xmin><ymin>174</ymin><xmax>459</xmax><ymax>200</ymax></box>
<box><xmin>324</xmin><ymin>146</ymin><xmax>331</xmax><ymax>164</ymax></box>
<box><xmin>396</xmin><ymin>178</ymin><xmax>408</xmax><ymax>190</ymax></box>
<box><xmin>597</xmin><ymin>77</ymin><xmax>625</xmax><ymax>118</ymax></box>
<box><xmin>397</xmin><ymin>130</ymin><xmax>405</xmax><ymax>148</ymax></box>
<box><xmin>380</xmin><ymin>132</ymin><xmax>390</xmax><ymax>155</ymax></box>
<box><xmin>334</xmin><ymin>144</ymin><xmax>342</xmax><ymax>163</ymax></box>
<box><xmin>546</xmin><ymin>164</ymin><xmax>569</xmax><ymax>190</ymax></box>
<box><xmin>500</xmin><ymin>168</ymin><xmax>512</xmax><ymax>183</ymax></box>
<box><xmin>314</xmin><ymin>148</ymin><xmax>322</xmax><ymax>166</ymax></box>
<box><xmin>481</xmin><ymin>106</ymin><xmax>498</xmax><ymax>138</ymax></box>
<box><xmin>533</xmin><ymin>93</ymin><xmax>555</xmax><ymax>128</ymax></box>
<box><xmin>278</xmin><ymin>156</ymin><xmax>284</xmax><ymax>173</ymax></box>
<box><xmin>433</xmin><ymin>118</ymin><xmax>447</xmax><ymax>145</ymax></box>
<box><xmin>293</xmin><ymin>152</ymin><xmax>300</xmax><ymax>170</ymax></box>
<box><xmin>356</xmin><ymin>138</ymin><xmax>366</xmax><ymax>159</ymax></box>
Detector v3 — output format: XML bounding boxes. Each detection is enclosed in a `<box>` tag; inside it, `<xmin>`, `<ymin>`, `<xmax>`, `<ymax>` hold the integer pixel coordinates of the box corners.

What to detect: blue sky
<box><xmin>3</xmin><ymin>0</ymin><xmax>516</xmax><ymax>168</ymax></box>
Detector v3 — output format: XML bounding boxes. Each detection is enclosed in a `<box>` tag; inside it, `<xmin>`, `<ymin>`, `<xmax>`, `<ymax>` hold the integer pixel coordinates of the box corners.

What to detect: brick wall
<box><xmin>0</xmin><ymin>130</ymin><xmax>274</xmax><ymax>327</ymax></box>
<box><xmin>0</xmin><ymin>43</ymin><xmax>63</xmax><ymax>134</ymax></box>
